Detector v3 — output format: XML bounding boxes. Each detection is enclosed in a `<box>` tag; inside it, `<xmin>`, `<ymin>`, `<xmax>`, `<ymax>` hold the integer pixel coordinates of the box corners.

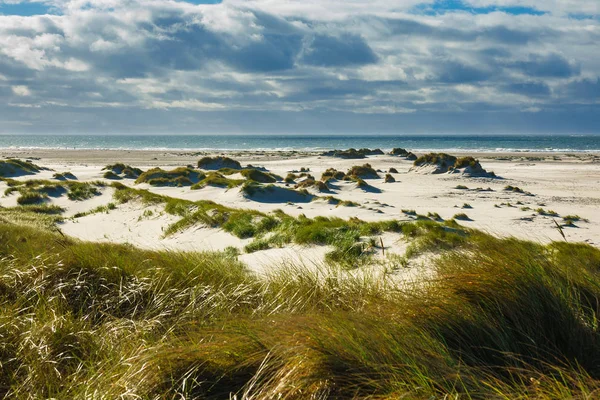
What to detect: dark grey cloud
<box><xmin>503</xmin><ymin>82</ymin><xmax>552</xmax><ymax>97</ymax></box>
<box><xmin>509</xmin><ymin>53</ymin><xmax>580</xmax><ymax>78</ymax></box>
<box><xmin>301</xmin><ymin>34</ymin><xmax>377</xmax><ymax>67</ymax></box>
<box><xmin>564</xmin><ymin>78</ymin><xmax>600</xmax><ymax>100</ymax></box>
<box><xmin>435</xmin><ymin>61</ymin><xmax>492</xmax><ymax>83</ymax></box>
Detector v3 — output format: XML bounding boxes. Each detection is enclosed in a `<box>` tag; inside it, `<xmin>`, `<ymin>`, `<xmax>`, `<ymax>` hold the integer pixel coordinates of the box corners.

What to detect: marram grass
<box><xmin>0</xmin><ymin>216</ymin><xmax>599</xmax><ymax>398</ymax></box>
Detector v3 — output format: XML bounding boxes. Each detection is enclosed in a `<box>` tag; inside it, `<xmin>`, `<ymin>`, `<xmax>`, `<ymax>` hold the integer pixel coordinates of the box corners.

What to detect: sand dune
<box><xmin>2</xmin><ymin>150</ymin><xmax>599</xmax><ymax>274</ymax></box>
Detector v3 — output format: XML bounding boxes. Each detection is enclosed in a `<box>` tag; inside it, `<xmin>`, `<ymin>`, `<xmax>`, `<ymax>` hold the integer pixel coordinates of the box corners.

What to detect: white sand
<box><xmin>2</xmin><ymin>150</ymin><xmax>599</xmax><ymax>274</ymax></box>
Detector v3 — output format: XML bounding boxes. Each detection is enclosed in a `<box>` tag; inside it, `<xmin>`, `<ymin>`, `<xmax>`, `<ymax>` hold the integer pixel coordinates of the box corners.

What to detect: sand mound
<box><xmin>410</xmin><ymin>153</ymin><xmax>496</xmax><ymax>177</ymax></box>
<box><xmin>198</xmin><ymin>156</ymin><xmax>242</xmax><ymax>170</ymax></box>
<box><xmin>0</xmin><ymin>159</ymin><xmax>46</xmax><ymax>178</ymax></box>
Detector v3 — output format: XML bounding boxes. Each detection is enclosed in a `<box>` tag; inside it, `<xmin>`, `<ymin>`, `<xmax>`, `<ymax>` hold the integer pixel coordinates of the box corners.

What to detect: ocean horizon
<box><xmin>1</xmin><ymin>134</ymin><xmax>600</xmax><ymax>153</ymax></box>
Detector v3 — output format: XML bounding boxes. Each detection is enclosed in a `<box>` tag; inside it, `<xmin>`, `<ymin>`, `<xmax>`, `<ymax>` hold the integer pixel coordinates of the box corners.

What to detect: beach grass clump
<box><xmin>390</xmin><ymin>147</ymin><xmax>409</xmax><ymax>156</ymax></box>
<box><xmin>453</xmin><ymin>212</ymin><xmax>472</xmax><ymax>221</ymax></box>
<box><xmin>536</xmin><ymin>208</ymin><xmax>559</xmax><ymax>217</ymax></box>
<box><xmin>198</xmin><ymin>156</ymin><xmax>242</xmax><ymax>170</ymax></box>
<box><xmin>17</xmin><ymin>191</ymin><xmax>48</xmax><ymax>205</ymax></box>
<box><xmin>462</xmin><ymin>203</ymin><xmax>473</xmax><ymax>209</ymax></box>
<box><xmin>67</xmin><ymin>182</ymin><xmax>102</xmax><ymax>201</ymax></box>
<box><xmin>388</xmin><ymin>167</ymin><xmax>398</xmax><ymax>173</ymax></box>
<box><xmin>103</xmin><ymin>170</ymin><xmax>122</xmax><ymax>180</ymax></box>
<box><xmin>103</xmin><ymin>163</ymin><xmax>143</xmax><ymax>179</ymax></box>
<box><xmin>455</xmin><ymin>184</ymin><xmax>469</xmax><ymax>190</ymax></box>
<box><xmin>52</xmin><ymin>172</ymin><xmax>77</xmax><ymax>180</ymax></box>
<box><xmin>414</xmin><ymin>153</ymin><xmax>457</xmax><ymax>168</ymax></box>
<box><xmin>384</xmin><ymin>173</ymin><xmax>395</xmax><ymax>183</ymax></box>
<box><xmin>414</xmin><ymin>154</ymin><xmax>494</xmax><ymax>176</ymax></box>
<box><xmin>346</xmin><ymin>163</ymin><xmax>380</xmax><ymax>179</ymax></box>
<box><xmin>191</xmin><ymin>172</ymin><xmax>245</xmax><ymax>190</ymax></box>
<box><xmin>240</xmin><ymin>168</ymin><xmax>278</xmax><ymax>183</ymax></box>
<box><xmin>295</xmin><ymin>178</ymin><xmax>329</xmax><ymax>192</ymax></box>
<box><xmin>0</xmin><ymin>159</ymin><xmax>45</xmax><ymax>177</ymax></box>
<box><xmin>504</xmin><ymin>185</ymin><xmax>532</xmax><ymax>195</ymax></box>
<box><xmin>284</xmin><ymin>173</ymin><xmax>297</xmax><ymax>183</ymax></box>
<box><xmin>427</xmin><ymin>212</ymin><xmax>442</xmax><ymax>221</ymax></box>
<box><xmin>321</xmin><ymin>168</ymin><xmax>346</xmax><ymax>180</ymax></box>
<box><xmin>320</xmin><ymin>148</ymin><xmax>383</xmax><ymax>159</ymax></box>
<box><xmin>135</xmin><ymin>167</ymin><xmax>204</xmax><ymax>187</ymax></box>
<box><xmin>563</xmin><ymin>215</ymin><xmax>588</xmax><ymax>223</ymax></box>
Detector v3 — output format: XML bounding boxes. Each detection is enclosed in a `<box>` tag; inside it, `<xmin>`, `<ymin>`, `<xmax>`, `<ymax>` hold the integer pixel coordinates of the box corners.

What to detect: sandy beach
<box><xmin>1</xmin><ymin>149</ymin><xmax>598</xmax><ymax>274</ymax></box>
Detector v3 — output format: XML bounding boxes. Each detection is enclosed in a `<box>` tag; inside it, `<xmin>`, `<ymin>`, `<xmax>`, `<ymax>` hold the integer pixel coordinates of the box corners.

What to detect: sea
<box><xmin>0</xmin><ymin>134</ymin><xmax>599</xmax><ymax>153</ymax></box>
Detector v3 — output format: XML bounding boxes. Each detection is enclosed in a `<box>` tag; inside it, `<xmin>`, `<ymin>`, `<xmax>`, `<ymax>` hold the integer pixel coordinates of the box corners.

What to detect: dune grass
<box><xmin>191</xmin><ymin>172</ymin><xmax>245</xmax><ymax>190</ymax></box>
<box><xmin>135</xmin><ymin>167</ymin><xmax>205</xmax><ymax>187</ymax></box>
<box><xmin>240</xmin><ymin>168</ymin><xmax>279</xmax><ymax>183</ymax></box>
<box><xmin>198</xmin><ymin>156</ymin><xmax>242</xmax><ymax>170</ymax></box>
<box><xmin>3</xmin><ymin>179</ymin><xmax>102</xmax><ymax>204</ymax></box>
<box><xmin>0</xmin><ymin>158</ymin><xmax>45</xmax><ymax>177</ymax></box>
<box><xmin>0</xmin><ymin>216</ymin><xmax>599</xmax><ymax>398</ymax></box>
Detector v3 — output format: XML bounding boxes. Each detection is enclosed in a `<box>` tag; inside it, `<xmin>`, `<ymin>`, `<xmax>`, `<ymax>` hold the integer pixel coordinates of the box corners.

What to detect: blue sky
<box><xmin>0</xmin><ymin>0</ymin><xmax>598</xmax><ymax>134</ymax></box>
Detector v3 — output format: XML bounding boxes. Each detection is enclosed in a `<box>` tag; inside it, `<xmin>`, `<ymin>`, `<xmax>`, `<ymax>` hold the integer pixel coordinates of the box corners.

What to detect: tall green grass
<box><xmin>0</xmin><ymin>220</ymin><xmax>599</xmax><ymax>398</ymax></box>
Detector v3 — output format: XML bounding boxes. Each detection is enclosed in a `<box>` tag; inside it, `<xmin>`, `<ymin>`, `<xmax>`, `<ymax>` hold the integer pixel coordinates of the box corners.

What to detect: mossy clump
<box><xmin>0</xmin><ymin>159</ymin><xmax>44</xmax><ymax>177</ymax></box>
<box><xmin>384</xmin><ymin>174</ymin><xmax>395</xmax><ymax>183</ymax></box>
<box><xmin>346</xmin><ymin>163</ymin><xmax>380</xmax><ymax>179</ymax></box>
<box><xmin>388</xmin><ymin>167</ymin><xmax>398</xmax><ymax>173</ymax></box>
<box><xmin>135</xmin><ymin>167</ymin><xmax>205</xmax><ymax>187</ymax></box>
<box><xmin>198</xmin><ymin>156</ymin><xmax>242</xmax><ymax>170</ymax></box>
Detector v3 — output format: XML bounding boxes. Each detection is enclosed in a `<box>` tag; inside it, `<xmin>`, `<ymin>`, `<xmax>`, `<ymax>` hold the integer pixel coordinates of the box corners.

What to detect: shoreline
<box><xmin>2</xmin><ymin>148</ymin><xmax>600</xmax><ymax>167</ymax></box>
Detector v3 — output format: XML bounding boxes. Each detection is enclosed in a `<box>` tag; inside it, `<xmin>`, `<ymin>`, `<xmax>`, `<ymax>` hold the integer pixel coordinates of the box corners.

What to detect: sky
<box><xmin>0</xmin><ymin>0</ymin><xmax>598</xmax><ymax>135</ymax></box>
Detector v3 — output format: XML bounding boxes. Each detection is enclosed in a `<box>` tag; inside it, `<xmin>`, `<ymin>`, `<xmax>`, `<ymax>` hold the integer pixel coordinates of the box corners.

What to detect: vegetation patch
<box><xmin>413</xmin><ymin>153</ymin><xmax>495</xmax><ymax>177</ymax></box>
<box><xmin>321</xmin><ymin>168</ymin><xmax>346</xmax><ymax>180</ymax></box>
<box><xmin>453</xmin><ymin>212</ymin><xmax>472</xmax><ymax>221</ymax></box>
<box><xmin>346</xmin><ymin>163</ymin><xmax>380</xmax><ymax>179</ymax></box>
<box><xmin>240</xmin><ymin>168</ymin><xmax>279</xmax><ymax>183</ymax></box>
<box><xmin>103</xmin><ymin>163</ymin><xmax>143</xmax><ymax>179</ymax></box>
<box><xmin>1</xmin><ymin>200</ymin><xmax>600</xmax><ymax>398</ymax></box>
<box><xmin>295</xmin><ymin>178</ymin><xmax>329</xmax><ymax>192</ymax></box>
<box><xmin>198</xmin><ymin>156</ymin><xmax>242</xmax><ymax>170</ymax></box>
<box><xmin>0</xmin><ymin>159</ymin><xmax>46</xmax><ymax>178</ymax></box>
<box><xmin>53</xmin><ymin>172</ymin><xmax>77</xmax><ymax>181</ymax></box>
<box><xmin>320</xmin><ymin>148</ymin><xmax>384</xmax><ymax>159</ymax></box>
<box><xmin>191</xmin><ymin>172</ymin><xmax>245</xmax><ymax>190</ymax></box>
<box><xmin>135</xmin><ymin>167</ymin><xmax>205</xmax><ymax>187</ymax></box>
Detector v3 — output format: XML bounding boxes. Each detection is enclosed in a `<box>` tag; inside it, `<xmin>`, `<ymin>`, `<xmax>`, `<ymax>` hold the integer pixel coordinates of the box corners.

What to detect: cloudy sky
<box><xmin>0</xmin><ymin>0</ymin><xmax>598</xmax><ymax>135</ymax></box>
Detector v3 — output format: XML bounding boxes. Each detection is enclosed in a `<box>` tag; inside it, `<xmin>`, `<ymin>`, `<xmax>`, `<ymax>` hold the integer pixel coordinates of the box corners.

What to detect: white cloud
<box><xmin>11</xmin><ymin>85</ymin><xmax>31</xmax><ymax>96</ymax></box>
<box><xmin>0</xmin><ymin>0</ymin><xmax>597</xmax><ymax>133</ymax></box>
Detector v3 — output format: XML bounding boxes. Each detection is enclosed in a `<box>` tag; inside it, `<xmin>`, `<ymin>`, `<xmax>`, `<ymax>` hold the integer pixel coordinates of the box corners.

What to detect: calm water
<box><xmin>0</xmin><ymin>135</ymin><xmax>599</xmax><ymax>152</ymax></box>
